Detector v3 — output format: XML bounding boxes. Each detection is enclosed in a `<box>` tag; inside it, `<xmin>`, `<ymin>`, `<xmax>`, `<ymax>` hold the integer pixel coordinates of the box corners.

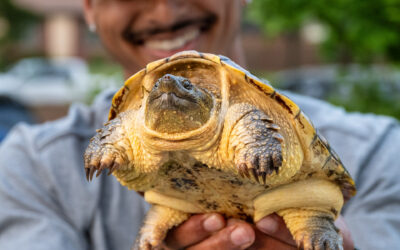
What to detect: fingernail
<box><xmin>230</xmin><ymin>226</ymin><xmax>253</xmax><ymax>246</ymax></box>
<box><xmin>256</xmin><ymin>216</ymin><xmax>278</xmax><ymax>234</ymax></box>
<box><xmin>203</xmin><ymin>214</ymin><xmax>224</xmax><ymax>232</ymax></box>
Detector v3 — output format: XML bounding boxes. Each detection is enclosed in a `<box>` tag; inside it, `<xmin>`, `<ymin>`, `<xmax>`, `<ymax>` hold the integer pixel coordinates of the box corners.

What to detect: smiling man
<box><xmin>82</xmin><ymin>1</ymin><xmax>319</xmax><ymax>248</ymax></box>
<box><xmin>83</xmin><ymin>0</ymin><xmax>245</xmax><ymax>77</ymax></box>
<box><xmin>0</xmin><ymin>0</ymin><xmax>400</xmax><ymax>249</ymax></box>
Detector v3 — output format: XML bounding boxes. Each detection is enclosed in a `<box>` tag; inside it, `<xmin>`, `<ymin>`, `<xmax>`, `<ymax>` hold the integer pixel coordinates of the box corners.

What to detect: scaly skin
<box><xmin>225</xmin><ymin>103</ymin><xmax>283</xmax><ymax>184</ymax></box>
<box><xmin>278</xmin><ymin>208</ymin><xmax>343</xmax><ymax>250</ymax></box>
<box><xmin>133</xmin><ymin>205</ymin><xmax>189</xmax><ymax>250</ymax></box>
<box><xmin>84</xmin><ymin>116</ymin><xmax>131</xmax><ymax>180</ymax></box>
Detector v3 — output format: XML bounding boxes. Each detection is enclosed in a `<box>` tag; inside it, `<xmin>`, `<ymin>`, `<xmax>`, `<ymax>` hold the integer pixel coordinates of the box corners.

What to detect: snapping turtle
<box><xmin>84</xmin><ymin>51</ymin><xmax>356</xmax><ymax>250</ymax></box>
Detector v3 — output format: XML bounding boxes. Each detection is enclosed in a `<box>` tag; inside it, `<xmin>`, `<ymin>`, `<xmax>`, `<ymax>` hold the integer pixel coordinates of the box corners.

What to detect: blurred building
<box><xmin>12</xmin><ymin>0</ymin><xmax>322</xmax><ymax>71</ymax></box>
<box><xmin>13</xmin><ymin>0</ymin><xmax>85</xmax><ymax>58</ymax></box>
<box><xmin>9</xmin><ymin>0</ymin><xmax>91</xmax><ymax>122</ymax></box>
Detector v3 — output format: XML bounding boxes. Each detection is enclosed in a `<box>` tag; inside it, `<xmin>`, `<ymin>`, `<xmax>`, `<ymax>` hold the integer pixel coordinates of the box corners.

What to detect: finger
<box><xmin>248</xmin><ymin>228</ymin><xmax>297</xmax><ymax>250</ymax></box>
<box><xmin>165</xmin><ymin>213</ymin><xmax>225</xmax><ymax>249</ymax></box>
<box><xmin>188</xmin><ymin>219</ymin><xmax>255</xmax><ymax>250</ymax></box>
<box><xmin>255</xmin><ymin>213</ymin><xmax>296</xmax><ymax>246</ymax></box>
<box><xmin>335</xmin><ymin>215</ymin><xmax>354</xmax><ymax>250</ymax></box>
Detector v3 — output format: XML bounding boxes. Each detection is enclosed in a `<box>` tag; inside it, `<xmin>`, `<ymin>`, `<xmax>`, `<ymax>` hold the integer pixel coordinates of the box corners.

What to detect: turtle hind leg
<box><xmin>133</xmin><ymin>205</ymin><xmax>189</xmax><ymax>250</ymax></box>
<box><xmin>277</xmin><ymin>208</ymin><xmax>343</xmax><ymax>250</ymax></box>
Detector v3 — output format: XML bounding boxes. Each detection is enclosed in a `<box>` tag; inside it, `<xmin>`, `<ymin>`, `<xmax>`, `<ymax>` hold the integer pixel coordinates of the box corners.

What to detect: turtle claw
<box><xmin>89</xmin><ymin>167</ymin><xmax>96</xmax><ymax>181</ymax></box>
<box><xmin>238</xmin><ymin>163</ymin><xmax>250</xmax><ymax>178</ymax></box>
<box><xmin>84</xmin><ymin>143</ymin><xmax>124</xmax><ymax>182</ymax></box>
<box><xmin>96</xmin><ymin>168</ymin><xmax>103</xmax><ymax>178</ymax></box>
<box><xmin>261</xmin><ymin>172</ymin><xmax>267</xmax><ymax>184</ymax></box>
<box><xmin>108</xmin><ymin>162</ymin><xmax>120</xmax><ymax>176</ymax></box>
<box><xmin>85</xmin><ymin>168</ymin><xmax>90</xmax><ymax>181</ymax></box>
<box><xmin>251</xmin><ymin>168</ymin><xmax>260</xmax><ymax>183</ymax></box>
<box><xmin>236</xmin><ymin>145</ymin><xmax>282</xmax><ymax>185</ymax></box>
<box><xmin>232</xmin><ymin>107</ymin><xmax>284</xmax><ymax>185</ymax></box>
<box><xmin>84</xmin><ymin>165</ymin><xmax>99</xmax><ymax>182</ymax></box>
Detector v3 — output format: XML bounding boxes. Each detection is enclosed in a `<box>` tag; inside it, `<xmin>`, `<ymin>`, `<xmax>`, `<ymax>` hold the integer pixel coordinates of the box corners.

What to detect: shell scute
<box><xmin>109</xmin><ymin>69</ymin><xmax>146</xmax><ymax>120</ymax></box>
<box><xmin>272</xmin><ymin>93</ymin><xmax>300</xmax><ymax>115</ymax></box>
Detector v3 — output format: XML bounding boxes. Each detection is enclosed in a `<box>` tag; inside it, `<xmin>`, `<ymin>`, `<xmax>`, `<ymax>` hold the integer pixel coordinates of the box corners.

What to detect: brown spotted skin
<box><xmin>154</xmin><ymin>160</ymin><xmax>264</xmax><ymax>220</ymax></box>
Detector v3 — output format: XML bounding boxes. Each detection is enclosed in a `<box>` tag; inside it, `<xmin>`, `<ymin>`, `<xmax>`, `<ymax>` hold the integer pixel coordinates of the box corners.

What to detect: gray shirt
<box><xmin>0</xmin><ymin>89</ymin><xmax>399</xmax><ymax>250</ymax></box>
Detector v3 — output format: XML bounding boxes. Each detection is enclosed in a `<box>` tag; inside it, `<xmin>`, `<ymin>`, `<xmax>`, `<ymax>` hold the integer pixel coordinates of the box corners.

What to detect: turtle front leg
<box><xmin>84</xmin><ymin>115</ymin><xmax>132</xmax><ymax>180</ymax></box>
<box><xmin>133</xmin><ymin>205</ymin><xmax>189</xmax><ymax>250</ymax></box>
<box><xmin>278</xmin><ymin>208</ymin><xmax>343</xmax><ymax>250</ymax></box>
<box><xmin>226</xmin><ymin>103</ymin><xmax>284</xmax><ymax>184</ymax></box>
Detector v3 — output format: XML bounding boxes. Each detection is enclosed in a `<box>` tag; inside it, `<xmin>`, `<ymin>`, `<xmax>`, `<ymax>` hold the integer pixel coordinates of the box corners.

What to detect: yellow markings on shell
<box><xmin>110</xmin><ymin>69</ymin><xmax>146</xmax><ymax>119</ymax></box>
<box><xmin>146</xmin><ymin>57</ymin><xmax>169</xmax><ymax>73</ymax></box>
<box><xmin>274</xmin><ymin>93</ymin><xmax>300</xmax><ymax>116</ymax></box>
<box><xmin>124</xmin><ymin>68</ymin><xmax>146</xmax><ymax>88</ymax></box>
<box><xmin>201</xmin><ymin>53</ymin><xmax>222</xmax><ymax>64</ymax></box>
<box><xmin>169</xmin><ymin>50</ymin><xmax>201</xmax><ymax>61</ymax></box>
<box><xmin>221</xmin><ymin>61</ymin><xmax>276</xmax><ymax>96</ymax></box>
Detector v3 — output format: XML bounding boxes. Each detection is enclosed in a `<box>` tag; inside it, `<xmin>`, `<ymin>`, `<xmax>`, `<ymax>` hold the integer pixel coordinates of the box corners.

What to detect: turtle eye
<box><xmin>182</xmin><ymin>80</ymin><xmax>192</xmax><ymax>90</ymax></box>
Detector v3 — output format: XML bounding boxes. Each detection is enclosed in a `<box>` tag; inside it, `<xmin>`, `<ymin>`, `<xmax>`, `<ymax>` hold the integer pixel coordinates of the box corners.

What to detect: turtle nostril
<box><xmin>163</xmin><ymin>74</ymin><xmax>171</xmax><ymax>81</ymax></box>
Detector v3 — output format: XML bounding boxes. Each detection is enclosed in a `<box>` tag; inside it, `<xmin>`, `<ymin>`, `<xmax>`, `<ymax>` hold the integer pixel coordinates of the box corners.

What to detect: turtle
<box><xmin>84</xmin><ymin>50</ymin><xmax>356</xmax><ymax>250</ymax></box>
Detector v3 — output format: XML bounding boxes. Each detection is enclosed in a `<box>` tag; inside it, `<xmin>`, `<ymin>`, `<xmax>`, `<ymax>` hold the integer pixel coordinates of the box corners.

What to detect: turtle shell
<box><xmin>110</xmin><ymin>50</ymin><xmax>356</xmax><ymax>201</ymax></box>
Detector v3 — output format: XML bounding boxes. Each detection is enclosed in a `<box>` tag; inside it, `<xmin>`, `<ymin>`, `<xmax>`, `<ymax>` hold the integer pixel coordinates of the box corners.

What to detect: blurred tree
<box><xmin>0</xmin><ymin>0</ymin><xmax>39</xmax><ymax>69</ymax></box>
<box><xmin>328</xmin><ymin>77</ymin><xmax>400</xmax><ymax>119</ymax></box>
<box><xmin>247</xmin><ymin>0</ymin><xmax>400</xmax><ymax>64</ymax></box>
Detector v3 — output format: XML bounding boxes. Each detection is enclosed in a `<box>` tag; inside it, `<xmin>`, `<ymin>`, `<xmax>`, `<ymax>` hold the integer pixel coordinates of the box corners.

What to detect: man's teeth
<box><xmin>145</xmin><ymin>29</ymin><xmax>199</xmax><ymax>51</ymax></box>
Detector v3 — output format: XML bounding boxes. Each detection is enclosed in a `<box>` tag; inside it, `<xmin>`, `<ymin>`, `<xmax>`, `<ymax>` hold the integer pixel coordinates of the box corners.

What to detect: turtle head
<box><xmin>145</xmin><ymin>74</ymin><xmax>214</xmax><ymax>133</ymax></box>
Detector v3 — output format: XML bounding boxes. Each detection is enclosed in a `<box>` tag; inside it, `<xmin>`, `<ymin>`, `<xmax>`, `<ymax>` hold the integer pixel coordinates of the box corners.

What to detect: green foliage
<box><xmin>247</xmin><ymin>0</ymin><xmax>400</xmax><ymax>63</ymax></box>
<box><xmin>85</xmin><ymin>57</ymin><xmax>124</xmax><ymax>104</ymax></box>
<box><xmin>88</xmin><ymin>57</ymin><xmax>123</xmax><ymax>77</ymax></box>
<box><xmin>0</xmin><ymin>0</ymin><xmax>39</xmax><ymax>69</ymax></box>
<box><xmin>328</xmin><ymin>77</ymin><xmax>400</xmax><ymax>120</ymax></box>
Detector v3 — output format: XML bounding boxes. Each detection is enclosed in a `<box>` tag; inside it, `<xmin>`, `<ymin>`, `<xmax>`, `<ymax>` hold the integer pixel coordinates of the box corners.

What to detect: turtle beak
<box><xmin>148</xmin><ymin>74</ymin><xmax>194</xmax><ymax>104</ymax></box>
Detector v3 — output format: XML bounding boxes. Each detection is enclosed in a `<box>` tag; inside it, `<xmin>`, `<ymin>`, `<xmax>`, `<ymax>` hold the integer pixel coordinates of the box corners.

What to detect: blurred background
<box><xmin>0</xmin><ymin>0</ymin><xmax>399</xmax><ymax>141</ymax></box>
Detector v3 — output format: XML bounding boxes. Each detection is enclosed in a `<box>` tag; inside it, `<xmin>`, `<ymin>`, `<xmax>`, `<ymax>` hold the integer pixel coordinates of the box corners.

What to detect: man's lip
<box><xmin>141</xmin><ymin>32</ymin><xmax>200</xmax><ymax>59</ymax></box>
<box><xmin>123</xmin><ymin>14</ymin><xmax>216</xmax><ymax>45</ymax></box>
<box><xmin>144</xmin><ymin>28</ymin><xmax>200</xmax><ymax>51</ymax></box>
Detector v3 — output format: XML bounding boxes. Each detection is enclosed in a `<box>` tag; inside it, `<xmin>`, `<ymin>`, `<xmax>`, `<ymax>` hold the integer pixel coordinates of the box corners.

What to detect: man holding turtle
<box><xmin>1</xmin><ymin>0</ymin><xmax>399</xmax><ymax>249</ymax></box>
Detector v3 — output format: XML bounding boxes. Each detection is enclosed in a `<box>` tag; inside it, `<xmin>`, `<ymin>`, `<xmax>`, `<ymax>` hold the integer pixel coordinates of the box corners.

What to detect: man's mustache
<box><xmin>123</xmin><ymin>15</ymin><xmax>216</xmax><ymax>45</ymax></box>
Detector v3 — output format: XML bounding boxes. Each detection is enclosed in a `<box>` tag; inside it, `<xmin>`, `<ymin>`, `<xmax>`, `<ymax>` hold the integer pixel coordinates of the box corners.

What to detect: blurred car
<box><xmin>0</xmin><ymin>96</ymin><xmax>34</xmax><ymax>141</ymax></box>
<box><xmin>0</xmin><ymin>57</ymin><xmax>90</xmax><ymax>106</ymax></box>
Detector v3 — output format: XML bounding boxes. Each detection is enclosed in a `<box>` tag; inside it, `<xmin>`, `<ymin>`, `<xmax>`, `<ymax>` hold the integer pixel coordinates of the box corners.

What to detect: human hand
<box><xmin>164</xmin><ymin>213</ymin><xmax>254</xmax><ymax>249</ymax></box>
<box><xmin>164</xmin><ymin>213</ymin><xmax>354</xmax><ymax>250</ymax></box>
<box><xmin>254</xmin><ymin>213</ymin><xmax>354</xmax><ymax>250</ymax></box>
